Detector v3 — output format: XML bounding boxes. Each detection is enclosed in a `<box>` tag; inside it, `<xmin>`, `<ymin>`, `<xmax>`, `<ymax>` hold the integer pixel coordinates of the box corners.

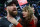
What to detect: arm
<box><xmin>7</xmin><ymin>17</ymin><xmax>23</xmax><ymax>27</ymax></box>
<box><xmin>16</xmin><ymin>23</ymin><xmax>23</xmax><ymax>27</ymax></box>
<box><xmin>12</xmin><ymin>23</ymin><xmax>23</xmax><ymax>27</ymax></box>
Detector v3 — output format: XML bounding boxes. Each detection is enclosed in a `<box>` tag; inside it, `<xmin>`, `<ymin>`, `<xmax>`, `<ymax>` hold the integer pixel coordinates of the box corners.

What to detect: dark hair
<box><xmin>7</xmin><ymin>0</ymin><xmax>18</xmax><ymax>6</ymax></box>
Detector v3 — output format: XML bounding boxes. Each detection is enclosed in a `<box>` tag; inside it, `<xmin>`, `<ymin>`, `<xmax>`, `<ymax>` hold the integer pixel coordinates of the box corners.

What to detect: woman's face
<box><xmin>22</xmin><ymin>9</ymin><xmax>28</xmax><ymax>18</ymax></box>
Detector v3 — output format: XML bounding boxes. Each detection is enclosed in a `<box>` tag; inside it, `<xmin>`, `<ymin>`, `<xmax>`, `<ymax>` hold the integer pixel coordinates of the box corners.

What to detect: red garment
<box><xmin>16</xmin><ymin>20</ymin><xmax>36</xmax><ymax>27</ymax></box>
<box><xmin>29</xmin><ymin>20</ymin><xmax>36</xmax><ymax>27</ymax></box>
<box><xmin>16</xmin><ymin>23</ymin><xmax>23</xmax><ymax>27</ymax></box>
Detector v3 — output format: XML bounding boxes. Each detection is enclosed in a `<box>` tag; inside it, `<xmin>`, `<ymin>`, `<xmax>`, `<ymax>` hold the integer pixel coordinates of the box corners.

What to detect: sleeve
<box><xmin>16</xmin><ymin>23</ymin><xmax>23</xmax><ymax>27</ymax></box>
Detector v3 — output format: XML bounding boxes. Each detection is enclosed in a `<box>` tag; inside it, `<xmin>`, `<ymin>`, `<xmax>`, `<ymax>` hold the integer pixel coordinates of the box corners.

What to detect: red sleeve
<box><xmin>16</xmin><ymin>23</ymin><xmax>23</xmax><ymax>27</ymax></box>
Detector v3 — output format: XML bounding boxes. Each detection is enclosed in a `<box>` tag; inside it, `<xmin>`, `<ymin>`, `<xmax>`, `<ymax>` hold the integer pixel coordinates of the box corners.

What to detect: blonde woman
<box><xmin>20</xmin><ymin>6</ymin><xmax>37</xmax><ymax>27</ymax></box>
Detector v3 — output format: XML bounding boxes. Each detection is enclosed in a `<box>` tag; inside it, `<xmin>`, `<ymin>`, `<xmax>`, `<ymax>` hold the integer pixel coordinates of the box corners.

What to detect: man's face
<box><xmin>7</xmin><ymin>4</ymin><xmax>17</xmax><ymax>16</ymax></box>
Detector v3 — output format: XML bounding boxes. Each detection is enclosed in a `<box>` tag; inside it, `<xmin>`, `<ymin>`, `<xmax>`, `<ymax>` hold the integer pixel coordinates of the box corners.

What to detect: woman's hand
<box><xmin>7</xmin><ymin>16</ymin><xmax>19</xmax><ymax>25</ymax></box>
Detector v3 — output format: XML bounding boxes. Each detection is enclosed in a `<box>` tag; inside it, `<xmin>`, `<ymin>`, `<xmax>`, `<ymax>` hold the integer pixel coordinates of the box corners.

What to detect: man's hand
<box><xmin>7</xmin><ymin>16</ymin><xmax>19</xmax><ymax>25</ymax></box>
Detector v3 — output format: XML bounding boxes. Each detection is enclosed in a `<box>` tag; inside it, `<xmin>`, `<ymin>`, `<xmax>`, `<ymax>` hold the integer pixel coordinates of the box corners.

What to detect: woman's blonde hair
<box><xmin>22</xmin><ymin>6</ymin><xmax>34</xmax><ymax>24</ymax></box>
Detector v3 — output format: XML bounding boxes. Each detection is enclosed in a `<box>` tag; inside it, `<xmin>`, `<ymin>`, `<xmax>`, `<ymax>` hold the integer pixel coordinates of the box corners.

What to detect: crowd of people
<box><xmin>0</xmin><ymin>0</ymin><xmax>40</xmax><ymax>27</ymax></box>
